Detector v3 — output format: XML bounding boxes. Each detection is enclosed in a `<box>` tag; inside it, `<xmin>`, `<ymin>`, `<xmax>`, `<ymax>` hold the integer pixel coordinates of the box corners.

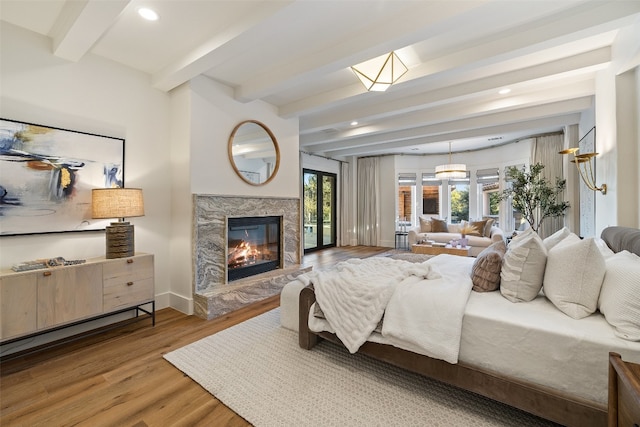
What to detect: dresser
<box><xmin>609</xmin><ymin>352</ymin><xmax>640</xmax><ymax>426</ymax></box>
<box><xmin>0</xmin><ymin>253</ymin><xmax>154</xmax><ymax>344</ymax></box>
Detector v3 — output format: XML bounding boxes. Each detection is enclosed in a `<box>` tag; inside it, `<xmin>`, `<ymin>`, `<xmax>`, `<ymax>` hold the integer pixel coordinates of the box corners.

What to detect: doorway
<box><xmin>303</xmin><ymin>169</ymin><xmax>336</xmax><ymax>253</ymax></box>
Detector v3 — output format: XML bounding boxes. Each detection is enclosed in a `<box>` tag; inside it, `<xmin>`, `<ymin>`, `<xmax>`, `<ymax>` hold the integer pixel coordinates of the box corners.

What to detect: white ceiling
<box><xmin>1</xmin><ymin>0</ymin><xmax>639</xmax><ymax>159</ymax></box>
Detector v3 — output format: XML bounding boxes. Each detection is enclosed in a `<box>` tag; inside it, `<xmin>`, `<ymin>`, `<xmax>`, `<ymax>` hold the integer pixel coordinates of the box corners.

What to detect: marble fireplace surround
<box><xmin>192</xmin><ymin>194</ymin><xmax>308</xmax><ymax>320</ymax></box>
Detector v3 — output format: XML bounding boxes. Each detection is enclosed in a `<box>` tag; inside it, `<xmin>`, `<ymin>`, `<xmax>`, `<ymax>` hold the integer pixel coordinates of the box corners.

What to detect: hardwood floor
<box><xmin>0</xmin><ymin>245</ymin><xmax>389</xmax><ymax>427</ymax></box>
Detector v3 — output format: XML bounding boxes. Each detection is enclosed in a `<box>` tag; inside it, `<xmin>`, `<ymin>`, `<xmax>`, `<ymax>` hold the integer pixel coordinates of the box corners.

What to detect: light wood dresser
<box><xmin>609</xmin><ymin>352</ymin><xmax>640</xmax><ymax>426</ymax></box>
<box><xmin>0</xmin><ymin>253</ymin><xmax>154</xmax><ymax>345</ymax></box>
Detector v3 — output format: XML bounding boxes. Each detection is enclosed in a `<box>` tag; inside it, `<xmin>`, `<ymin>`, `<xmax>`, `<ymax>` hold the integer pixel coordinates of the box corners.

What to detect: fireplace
<box><xmin>227</xmin><ymin>216</ymin><xmax>281</xmax><ymax>282</ymax></box>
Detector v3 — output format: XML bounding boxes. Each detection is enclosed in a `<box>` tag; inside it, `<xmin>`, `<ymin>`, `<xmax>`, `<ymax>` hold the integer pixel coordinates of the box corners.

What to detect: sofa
<box><xmin>408</xmin><ymin>217</ymin><xmax>504</xmax><ymax>256</ymax></box>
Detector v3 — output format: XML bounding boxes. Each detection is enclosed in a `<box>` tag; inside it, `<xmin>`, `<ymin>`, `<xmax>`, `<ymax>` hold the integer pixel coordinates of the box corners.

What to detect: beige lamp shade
<box><xmin>92</xmin><ymin>188</ymin><xmax>144</xmax><ymax>219</ymax></box>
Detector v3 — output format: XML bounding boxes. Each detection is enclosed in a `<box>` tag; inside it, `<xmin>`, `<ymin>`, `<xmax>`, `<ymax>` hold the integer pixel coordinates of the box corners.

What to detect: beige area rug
<box><xmin>164</xmin><ymin>309</ymin><xmax>559</xmax><ymax>427</ymax></box>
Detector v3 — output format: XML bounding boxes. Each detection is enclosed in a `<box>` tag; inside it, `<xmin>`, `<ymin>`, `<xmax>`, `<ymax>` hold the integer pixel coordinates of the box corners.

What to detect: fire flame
<box><xmin>228</xmin><ymin>240</ymin><xmax>259</xmax><ymax>267</ymax></box>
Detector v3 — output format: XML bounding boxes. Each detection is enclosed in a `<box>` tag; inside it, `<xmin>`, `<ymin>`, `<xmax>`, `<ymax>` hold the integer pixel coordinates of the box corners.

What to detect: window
<box><xmin>421</xmin><ymin>172</ymin><xmax>441</xmax><ymax>216</ymax></box>
<box><xmin>448</xmin><ymin>171</ymin><xmax>470</xmax><ymax>223</ymax></box>
<box><xmin>477</xmin><ymin>168</ymin><xmax>500</xmax><ymax>226</ymax></box>
<box><xmin>504</xmin><ymin>164</ymin><xmax>526</xmax><ymax>231</ymax></box>
<box><xmin>397</xmin><ymin>173</ymin><xmax>416</xmax><ymax>228</ymax></box>
<box><xmin>303</xmin><ymin>169</ymin><xmax>336</xmax><ymax>252</ymax></box>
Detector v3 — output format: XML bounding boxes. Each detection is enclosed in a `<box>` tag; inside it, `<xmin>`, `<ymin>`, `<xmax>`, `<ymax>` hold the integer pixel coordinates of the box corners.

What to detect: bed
<box><xmin>283</xmin><ymin>226</ymin><xmax>640</xmax><ymax>426</ymax></box>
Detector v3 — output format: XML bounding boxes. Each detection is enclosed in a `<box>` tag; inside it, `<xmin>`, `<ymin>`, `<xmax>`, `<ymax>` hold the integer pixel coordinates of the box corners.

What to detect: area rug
<box><xmin>164</xmin><ymin>309</ymin><xmax>558</xmax><ymax>427</ymax></box>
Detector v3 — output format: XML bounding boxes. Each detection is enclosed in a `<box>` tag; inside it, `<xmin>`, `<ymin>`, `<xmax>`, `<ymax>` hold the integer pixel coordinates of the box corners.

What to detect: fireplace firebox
<box><xmin>227</xmin><ymin>216</ymin><xmax>281</xmax><ymax>282</ymax></box>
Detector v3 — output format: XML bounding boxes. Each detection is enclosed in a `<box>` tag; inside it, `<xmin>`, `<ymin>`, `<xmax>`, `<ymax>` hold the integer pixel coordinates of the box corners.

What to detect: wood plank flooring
<box><xmin>0</xmin><ymin>245</ymin><xmax>389</xmax><ymax>427</ymax></box>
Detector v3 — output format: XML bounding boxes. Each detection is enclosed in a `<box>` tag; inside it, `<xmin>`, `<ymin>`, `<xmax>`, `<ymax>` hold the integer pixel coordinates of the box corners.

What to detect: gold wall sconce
<box><xmin>559</xmin><ymin>126</ymin><xmax>606</xmax><ymax>195</ymax></box>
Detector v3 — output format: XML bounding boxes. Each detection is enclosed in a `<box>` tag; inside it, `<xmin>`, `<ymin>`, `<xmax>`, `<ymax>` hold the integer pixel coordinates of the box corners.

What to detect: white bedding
<box><xmin>460</xmin><ymin>290</ymin><xmax>640</xmax><ymax>406</ymax></box>
<box><xmin>304</xmin><ymin>255</ymin><xmax>640</xmax><ymax>405</ymax></box>
<box><xmin>381</xmin><ymin>254</ymin><xmax>473</xmax><ymax>363</ymax></box>
<box><xmin>302</xmin><ymin>257</ymin><xmax>439</xmax><ymax>353</ymax></box>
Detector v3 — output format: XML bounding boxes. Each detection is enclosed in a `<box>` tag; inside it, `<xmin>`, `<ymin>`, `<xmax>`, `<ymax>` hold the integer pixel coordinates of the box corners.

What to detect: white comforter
<box><xmin>382</xmin><ymin>255</ymin><xmax>474</xmax><ymax>363</ymax></box>
<box><xmin>300</xmin><ymin>257</ymin><xmax>439</xmax><ymax>353</ymax></box>
<box><xmin>304</xmin><ymin>254</ymin><xmax>474</xmax><ymax>363</ymax></box>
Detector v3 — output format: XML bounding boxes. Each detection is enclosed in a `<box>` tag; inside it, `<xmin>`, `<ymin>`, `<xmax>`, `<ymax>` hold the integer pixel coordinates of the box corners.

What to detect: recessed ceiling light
<box><xmin>138</xmin><ymin>8</ymin><xmax>159</xmax><ymax>21</ymax></box>
<box><xmin>498</xmin><ymin>88</ymin><xmax>511</xmax><ymax>95</ymax></box>
<box><xmin>350</xmin><ymin>121</ymin><xmax>358</xmax><ymax>126</ymax></box>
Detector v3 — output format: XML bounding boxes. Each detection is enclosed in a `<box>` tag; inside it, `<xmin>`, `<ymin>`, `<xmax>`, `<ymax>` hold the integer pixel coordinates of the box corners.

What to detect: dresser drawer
<box><xmin>103</xmin><ymin>277</ymin><xmax>154</xmax><ymax>311</ymax></box>
<box><xmin>103</xmin><ymin>254</ymin><xmax>154</xmax><ymax>286</ymax></box>
<box><xmin>102</xmin><ymin>254</ymin><xmax>154</xmax><ymax>311</ymax></box>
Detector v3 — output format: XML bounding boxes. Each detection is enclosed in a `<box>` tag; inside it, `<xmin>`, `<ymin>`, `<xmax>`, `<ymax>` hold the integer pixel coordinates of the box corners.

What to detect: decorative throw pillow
<box><xmin>471</xmin><ymin>240</ymin><xmax>507</xmax><ymax>292</ymax></box>
<box><xmin>468</xmin><ymin>220</ymin><xmax>487</xmax><ymax>236</ymax></box>
<box><xmin>594</xmin><ymin>237</ymin><xmax>615</xmax><ymax>260</ymax></box>
<box><xmin>542</xmin><ymin>227</ymin><xmax>571</xmax><ymax>251</ymax></box>
<box><xmin>431</xmin><ymin>218</ymin><xmax>448</xmax><ymax>232</ymax></box>
<box><xmin>543</xmin><ymin>237</ymin><xmax>606</xmax><ymax>319</ymax></box>
<box><xmin>500</xmin><ymin>229</ymin><xmax>547</xmax><ymax>302</ymax></box>
<box><xmin>419</xmin><ymin>216</ymin><xmax>432</xmax><ymax>233</ymax></box>
<box><xmin>598</xmin><ymin>250</ymin><xmax>640</xmax><ymax>341</ymax></box>
<box><xmin>482</xmin><ymin>218</ymin><xmax>495</xmax><ymax>237</ymax></box>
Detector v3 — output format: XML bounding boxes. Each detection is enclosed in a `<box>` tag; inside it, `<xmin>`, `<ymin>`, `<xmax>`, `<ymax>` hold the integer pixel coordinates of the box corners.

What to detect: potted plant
<box><xmin>500</xmin><ymin>163</ymin><xmax>569</xmax><ymax>233</ymax></box>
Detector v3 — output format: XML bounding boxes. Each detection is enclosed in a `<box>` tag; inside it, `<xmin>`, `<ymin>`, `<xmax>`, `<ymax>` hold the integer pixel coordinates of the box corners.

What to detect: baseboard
<box><xmin>166</xmin><ymin>291</ymin><xmax>193</xmax><ymax>315</ymax></box>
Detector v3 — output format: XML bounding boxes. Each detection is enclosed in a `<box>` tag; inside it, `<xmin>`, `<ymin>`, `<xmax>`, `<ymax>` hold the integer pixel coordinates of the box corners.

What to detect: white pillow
<box><xmin>543</xmin><ymin>237</ymin><xmax>605</xmax><ymax>319</ymax></box>
<box><xmin>542</xmin><ymin>227</ymin><xmax>571</xmax><ymax>251</ymax></box>
<box><xmin>500</xmin><ymin>229</ymin><xmax>547</xmax><ymax>302</ymax></box>
<box><xmin>594</xmin><ymin>237</ymin><xmax>615</xmax><ymax>260</ymax></box>
<box><xmin>598</xmin><ymin>250</ymin><xmax>640</xmax><ymax>341</ymax></box>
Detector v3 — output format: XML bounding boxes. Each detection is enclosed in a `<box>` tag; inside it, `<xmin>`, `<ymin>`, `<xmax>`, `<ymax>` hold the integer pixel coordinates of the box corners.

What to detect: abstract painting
<box><xmin>0</xmin><ymin>118</ymin><xmax>124</xmax><ymax>236</ymax></box>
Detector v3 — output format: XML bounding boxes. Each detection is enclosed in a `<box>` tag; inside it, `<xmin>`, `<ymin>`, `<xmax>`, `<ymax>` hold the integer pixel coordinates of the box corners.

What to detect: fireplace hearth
<box><xmin>227</xmin><ymin>216</ymin><xmax>281</xmax><ymax>281</ymax></box>
<box><xmin>192</xmin><ymin>195</ymin><xmax>304</xmax><ymax>320</ymax></box>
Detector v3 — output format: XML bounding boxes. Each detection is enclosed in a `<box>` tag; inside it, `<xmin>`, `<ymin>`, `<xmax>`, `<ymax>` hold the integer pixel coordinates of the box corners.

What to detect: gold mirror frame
<box><xmin>228</xmin><ymin>120</ymin><xmax>280</xmax><ymax>186</ymax></box>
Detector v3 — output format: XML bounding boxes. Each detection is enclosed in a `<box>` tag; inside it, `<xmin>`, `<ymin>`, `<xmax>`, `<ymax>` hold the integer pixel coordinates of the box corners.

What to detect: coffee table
<box><xmin>411</xmin><ymin>244</ymin><xmax>471</xmax><ymax>257</ymax></box>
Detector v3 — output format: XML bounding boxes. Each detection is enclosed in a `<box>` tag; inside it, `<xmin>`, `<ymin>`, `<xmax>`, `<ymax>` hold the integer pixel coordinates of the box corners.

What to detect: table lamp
<box><xmin>91</xmin><ymin>188</ymin><xmax>145</xmax><ymax>259</ymax></box>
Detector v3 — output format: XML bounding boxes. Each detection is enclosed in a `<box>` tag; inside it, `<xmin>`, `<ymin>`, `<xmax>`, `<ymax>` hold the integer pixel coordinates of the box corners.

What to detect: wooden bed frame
<box><xmin>296</xmin><ymin>225</ymin><xmax>640</xmax><ymax>426</ymax></box>
<box><xmin>299</xmin><ymin>284</ymin><xmax>607</xmax><ymax>426</ymax></box>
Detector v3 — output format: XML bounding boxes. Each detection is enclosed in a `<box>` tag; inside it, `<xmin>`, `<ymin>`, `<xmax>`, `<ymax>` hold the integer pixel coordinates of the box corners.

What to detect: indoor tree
<box><xmin>500</xmin><ymin>163</ymin><xmax>569</xmax><ymax>233</ymax></box>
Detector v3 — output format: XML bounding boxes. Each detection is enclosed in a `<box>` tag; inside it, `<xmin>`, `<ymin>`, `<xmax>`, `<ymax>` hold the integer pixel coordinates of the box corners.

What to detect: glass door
<box><xmin>303</xmin><ymin>169</ymin><xmax>336</xmax><ymax>253</ymax></box>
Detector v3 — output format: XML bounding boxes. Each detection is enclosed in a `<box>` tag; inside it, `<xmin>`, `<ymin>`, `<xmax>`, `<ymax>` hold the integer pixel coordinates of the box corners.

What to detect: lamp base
<box><xmin>105</xmin><ymin>222</ymin><xmax>135</xmax><ymax>259</ymax></box>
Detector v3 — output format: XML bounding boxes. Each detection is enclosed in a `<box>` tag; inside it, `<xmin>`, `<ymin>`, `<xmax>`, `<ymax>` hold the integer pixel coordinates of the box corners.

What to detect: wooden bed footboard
<box><xmin>298</xmin><ymin>284</ymin><xmax>607</xmax><ymax>427</ymax></box>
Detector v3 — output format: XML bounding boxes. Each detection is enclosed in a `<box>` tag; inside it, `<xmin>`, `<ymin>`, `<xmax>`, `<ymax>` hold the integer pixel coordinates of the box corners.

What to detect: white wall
<box><xmin>0</xmin><ymin>23</ymin><xmax>173</xmax><ymax>353</ymax></box>
<box><xmin>0</xmin><ymin>23</ymin><xmax>173</xmax><ymax>304</ymax></box>
<box><xmin>189</xmin><ymin>76</ymin><xmax>299</xmax><ymax>198</ymax></box>
<box><xmin>594</xmin><ymin>20</ymin><xmax>640</xmax><ymax>233</ymax></box>
<box><xmin>168</xmin><ymin>83</ymin><xmax>193</xmax><ymax>314</ymax></box>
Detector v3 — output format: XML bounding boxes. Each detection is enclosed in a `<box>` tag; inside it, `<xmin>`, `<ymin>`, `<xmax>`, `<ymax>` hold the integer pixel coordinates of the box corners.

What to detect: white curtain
<box><xmin>339</xmin><ymin>161</ymin><xmax>353</xmax><ymax>246</ymax></box>
<box><xmin>357</xmin><ymin>157</ymin><xmax>380</xmax><ymax>246</ymax></box>
<box><xmin>531</xmin><ymin>133</ymin><xmax>564</xmax><ymax>239</ymax></box>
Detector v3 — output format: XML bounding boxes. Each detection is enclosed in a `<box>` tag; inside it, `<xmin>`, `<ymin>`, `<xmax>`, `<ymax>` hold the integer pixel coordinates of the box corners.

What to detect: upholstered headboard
<box><xmin>601</xmin><ymin>226</ymin><xmax>640</xmax><ymax>256</ymax></box>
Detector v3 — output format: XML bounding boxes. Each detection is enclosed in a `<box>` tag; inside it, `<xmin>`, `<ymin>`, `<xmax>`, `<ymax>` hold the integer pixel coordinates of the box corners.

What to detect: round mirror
<box><xmin>228</xmin><ymin>120</ymin><xmax>280</xmax><ymax>186</ymax></box>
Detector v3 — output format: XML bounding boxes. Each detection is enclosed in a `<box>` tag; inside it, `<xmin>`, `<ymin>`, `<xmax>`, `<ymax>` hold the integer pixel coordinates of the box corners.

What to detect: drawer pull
<box><xmin>127</xmin><ymin>281</ymin><xmax>134</xmax><ymax>286</ymax></box>
<box><xmin>127</xmin><ymin>259</ymin><xmax>134</xmax><ymax>264</ymax></box>
<box><xmin>43</xmin><ymin>271</ymin><xmax>52</xmax><ymax>277</ymax></box>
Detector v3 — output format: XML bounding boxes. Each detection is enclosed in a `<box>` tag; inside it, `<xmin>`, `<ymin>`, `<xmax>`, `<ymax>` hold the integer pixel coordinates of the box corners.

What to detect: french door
<box><xmin>303</xmin><ymin>169</ymin><xmax>336</xmax><ymax>253</ymax></box>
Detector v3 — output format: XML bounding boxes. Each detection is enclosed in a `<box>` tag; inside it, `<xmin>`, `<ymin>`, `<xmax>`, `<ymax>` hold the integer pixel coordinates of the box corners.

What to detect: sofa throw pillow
<box><xmin>471</xmin><ymin>240</ymin><xmax>507</xmax><ymax>292</ymax></box>
<box><xmin>542</xmin><ymin>226</ymin><xmax>571</xmax><ymax>251</ymax></box>
<box><xmin>598</xmin><ymin>250</ymin><xmax>640</xmax><ymax>341</ymax></box>
<box><xmin>500</xmin><ymin>229</ymin><xmax>547</xmax><ymax>302</ymax></box>
<box><xmin>431</xmin><ymin>218</ymin><xmax>448</xmax><ymax>232</ymax></box>
<box><xmin>419</xmin><ymin>216</ymin><xmax>432</xmax><ymax>233</ymax></box>
<box><xmin>543</xmin><ymin>237</ymin><xmax>606</xmax><ymax>319</ymax></box>
<box><xmin>468</xmin><ymin>220</ymin><xmax>487</xmax><ymax>236</ymax></box>
<box><xmin>483</xmin><ymin>218</ymin><xmax>494</xmax><ymax>237</ymax></box>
